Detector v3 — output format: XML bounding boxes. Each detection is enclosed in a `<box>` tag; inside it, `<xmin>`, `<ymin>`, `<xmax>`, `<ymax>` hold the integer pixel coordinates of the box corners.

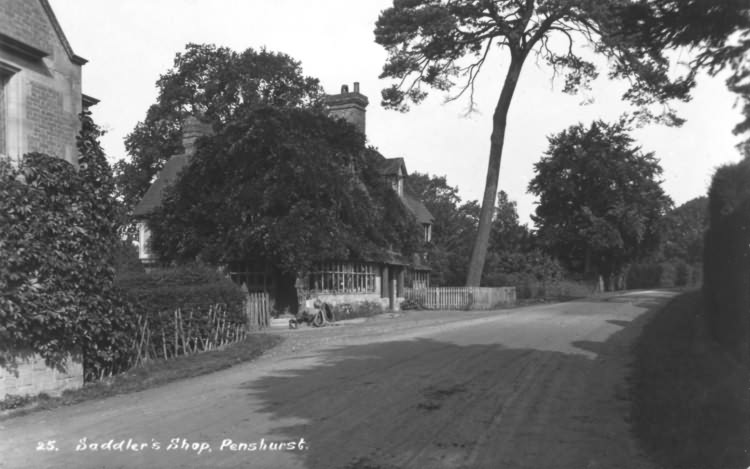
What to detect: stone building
<box><xmin>0</xmin><ymin>0</ymin><xmax>97</xmax><ymax>164</ymax></box>
<box><xmin>0</xmin><ymin>0</ymin><xmax>96</xmax><ymax>400</ymax></box>
<box><xmin>133</xmin><ymin>83</ymin><xmax>433</xmax><ymax>312</ymax></box>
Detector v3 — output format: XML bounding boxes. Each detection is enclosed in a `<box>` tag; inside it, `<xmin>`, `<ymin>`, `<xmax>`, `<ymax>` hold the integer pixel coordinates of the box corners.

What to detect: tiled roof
<box><xmin>402</xmin><ymin>187</ymin><xmax>434</xmax><ymax>225</ymax></box>
<box><xmin>379</xmin><ymin>157</ymin><xmax>405</xmax><ymax>176</ymax></box>
<box><xmin>132</xmin><ymin>154</ymin><xmax>189</xmax><ymax>217</ymax></box>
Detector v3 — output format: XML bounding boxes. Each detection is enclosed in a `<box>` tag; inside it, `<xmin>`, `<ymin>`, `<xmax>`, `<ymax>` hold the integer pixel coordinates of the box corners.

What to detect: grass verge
<box><xmin>631</xmin><ymin>290</ymin><xmax>750</xmax><ymax>469</ymax></box>
<box><xmin>0</xmin><ymin>333</ymin><xmax>282</xmax><ymax>420</ymax></box>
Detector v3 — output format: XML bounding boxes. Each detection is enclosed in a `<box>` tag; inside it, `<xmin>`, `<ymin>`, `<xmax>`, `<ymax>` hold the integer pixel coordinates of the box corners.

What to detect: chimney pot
<box><xmin>326</xmin><ymin>82</ymin><xmax>368</xmax><ymax>135</ymax></box>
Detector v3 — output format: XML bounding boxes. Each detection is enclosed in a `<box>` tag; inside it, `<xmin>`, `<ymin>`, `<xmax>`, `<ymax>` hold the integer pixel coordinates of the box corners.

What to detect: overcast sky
<box><xmin>51</xmin><ymin>0</ymin><xmax>746</xmax><ymax>224</ymax></box>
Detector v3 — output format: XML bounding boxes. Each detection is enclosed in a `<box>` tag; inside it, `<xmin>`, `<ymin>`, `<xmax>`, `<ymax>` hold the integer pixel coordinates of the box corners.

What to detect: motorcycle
<box><xmin>288</xmin><ymin>298</ymin><xmax>334</xmax><ymax>329</ymax></box>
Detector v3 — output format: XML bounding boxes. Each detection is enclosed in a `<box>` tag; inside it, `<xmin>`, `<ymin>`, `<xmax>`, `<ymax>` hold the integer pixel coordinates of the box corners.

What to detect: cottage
<box><xmin>133</xmin><ymin>83</ymin><xmax>433</xmax><ymax>312</ymax></box>
<box><xmin>0</xmin><ymin>0</ymin><xmax>96</xmax><ymax>399</ymax></box>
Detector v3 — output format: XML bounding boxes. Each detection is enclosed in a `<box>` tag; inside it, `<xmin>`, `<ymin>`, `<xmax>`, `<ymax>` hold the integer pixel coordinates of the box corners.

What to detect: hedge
<box><xmin>115</xmin><ymin>264</ymin><xmax>245</xmax><ymax>316</ymax></box>
<box><xmin>115</xmin><ymin>265</ymin><xmax>247</xmax><ymax>361</ymax></box>
<box><xmin>703</xmin><ymin>160</ymin><xmax>750</xmax><ymax>363</ymax></box>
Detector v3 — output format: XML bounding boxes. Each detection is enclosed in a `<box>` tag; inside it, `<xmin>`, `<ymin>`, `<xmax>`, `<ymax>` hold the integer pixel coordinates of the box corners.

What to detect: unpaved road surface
<box><xmin>0</xmin><ymin>290</ymin><xmax>676</xmax><ymax>469</ymax></box>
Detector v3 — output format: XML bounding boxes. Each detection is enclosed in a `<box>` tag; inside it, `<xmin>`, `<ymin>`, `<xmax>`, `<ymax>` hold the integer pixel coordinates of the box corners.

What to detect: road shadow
<box><xmin>236</xmin><ymin>298</ymin><xmax>665</xmax><ymax>469</ymax></box>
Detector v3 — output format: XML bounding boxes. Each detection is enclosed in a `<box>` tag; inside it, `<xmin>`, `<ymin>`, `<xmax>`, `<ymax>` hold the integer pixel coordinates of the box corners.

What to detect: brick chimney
<box><xmin>325</xmin><ymin>82</ymin><xmax>369</xmax><ymax>135</ymax></box>
<box><xmin>181</xmin><ymin>115</ymin><xmax>212</xmax><ymax>158</ymax></box>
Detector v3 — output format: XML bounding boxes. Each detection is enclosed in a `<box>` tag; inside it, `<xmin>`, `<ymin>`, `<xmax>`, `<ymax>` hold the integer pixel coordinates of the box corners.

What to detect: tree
<box><xmin>375</xmin><ymin>0</ymin><xmax>698</xmax><ymax>286</ymax></box>
<box><xmin>406</xmin><ymin>172</ymin><xmax>480</xmax><ymax>284</ymax></box>
<box><xmin>659</xmin><ymin>196</ymin><xmax>708</xmax><ymax>264</ymax></box>
<box><xmin>147</xmin><ymin>106</ymin><xmax>420</xmax><ymax>275</ymax></box>
<box><xmin>489</xmin><ymin>190</ymin><xmax>531</xmax><ymax>253</ymax></box>
<box><xmin>114</xmin><ymin>44</ymin><xmax>324</xmax><ymax>225</ymax></box>
<box><xmin>405</xmin><ymin>173</ymin><xmax>543</xmax><ymax>286</ymax></box>
<box><xmin>528</xmin><ymin>120</ymin><xmax>672</xmax><ymax>288</ymax></box>
<box><xmin>619</xmin><ymin>1</ymin><xmax>750</xmax><ymax>151</ymax></box>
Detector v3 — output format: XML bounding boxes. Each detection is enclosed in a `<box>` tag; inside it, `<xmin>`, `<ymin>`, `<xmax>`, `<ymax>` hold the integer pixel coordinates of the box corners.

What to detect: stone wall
<box><xmin>0</xmin><ymin>353</ymin><xmax>82</xmax><ymax>399</ymax></box>
<box><xmin>26</xmin><ymin>80</ymin><xmax>76</xmax><ymax>159</ymax></box>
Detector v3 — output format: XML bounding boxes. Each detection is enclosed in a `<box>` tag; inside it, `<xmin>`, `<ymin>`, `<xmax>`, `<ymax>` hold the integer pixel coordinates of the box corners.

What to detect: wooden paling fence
<box><xmin>405</xmin><ymin>286</ymin><xmax>516</xmax><ymax>310</ymax></box>
<box><xmin>245</xmin><ymin>292</ymin><xmax>271</xmax><ymax>329</ymax></box>
<box><xmin>129</xmin><ymin>303</ymin><xmax>248</xmax><ymax>368</ymax></box>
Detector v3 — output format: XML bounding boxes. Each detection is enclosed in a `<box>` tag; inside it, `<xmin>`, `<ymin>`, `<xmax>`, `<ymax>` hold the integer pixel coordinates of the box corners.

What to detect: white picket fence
<box><xmin>405</xmin><ymin>286</ymin><xmax>516</xmax><ymax>310</ymax></box>
<box><xmin>245</xmin><ymin>292</ymin><xmax>272</xmax><ymax>329</ymax></box>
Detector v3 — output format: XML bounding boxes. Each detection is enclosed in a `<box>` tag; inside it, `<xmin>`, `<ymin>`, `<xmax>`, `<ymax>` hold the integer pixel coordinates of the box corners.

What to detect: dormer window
<box><xmin>423</xmin><ymin>223</ymin><xmax>432</xmax><ymax>243</ymax></box>
<box><xmin>391</xmin><ymin>166</ymin><xmax>404</xmax><ymax>196</ymax></box>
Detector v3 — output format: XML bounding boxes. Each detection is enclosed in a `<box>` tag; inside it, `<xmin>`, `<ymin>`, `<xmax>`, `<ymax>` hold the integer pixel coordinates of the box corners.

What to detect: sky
<box><xmin>51</xmin><ymin>0</ymin><xmax>747</xmax><ymax>225</ymax></box>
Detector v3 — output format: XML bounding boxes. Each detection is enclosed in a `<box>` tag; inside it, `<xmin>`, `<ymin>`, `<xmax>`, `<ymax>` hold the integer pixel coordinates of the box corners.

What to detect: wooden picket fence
<box><xmin>404</xmin><ymin>286</ymin><xmax>516</xmax><ymax>310</ymax></box>
<box><xmin>245</xmin><ymin>291</ymin><xmax>271</xmax><ymax>329</ymax></box>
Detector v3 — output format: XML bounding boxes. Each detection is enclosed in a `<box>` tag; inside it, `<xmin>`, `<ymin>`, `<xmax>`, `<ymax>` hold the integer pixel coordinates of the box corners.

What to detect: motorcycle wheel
<box><xmin>311</xmin><ymin>311</ymin><xmax>324</xmax><ymax>327</ymax></box>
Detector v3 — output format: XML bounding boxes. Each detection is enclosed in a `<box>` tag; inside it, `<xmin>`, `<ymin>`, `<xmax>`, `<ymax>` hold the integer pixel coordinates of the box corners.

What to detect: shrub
<box><xmin>114</xmin><ymin>239</ymin><xmax>144</xmax><ymax>275</ymax></box>
<box><xmin>483</xmin><ymin>250</ymin><xmax>563</xmax><ymax>299</ymax></box>
<box><xmin>674</xmin><ymin>260</ymin><xmax>690</xmax><ymax>287</ymax></box>
<box><xmin>330</xmin><ymin>301</ymin><xmax>384</xmax><ymax>321</ymax></box>
<box><xmin>114</xmin><ymin>264</ymin><xmax>247</xmax><ymax>363</ymax></box>
<box><xmin>0</xmin><ymin>393</ymin><xmax>33</xmax><ymax>411</ymax></box>
<box><xmin>400</xmin><ymin>298</ymin><xmax>423</xmax><ymax>310</ymax></box>
<box><xmin>0</xmin><ymin>114</ymin><xmax>137</xmax><ymax>379</ymax></box>
<box><xmin>115</xmin><ymin>264</ymin><xmax>245</xmax><ymax>317</ymax></box>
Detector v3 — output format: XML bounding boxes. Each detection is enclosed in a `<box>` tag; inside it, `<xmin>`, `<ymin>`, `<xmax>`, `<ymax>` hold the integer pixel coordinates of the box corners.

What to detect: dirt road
<box><xmin>0</xmin><ymin>290</ymin><xmax>675</xmax><ymax>469</ymax></box>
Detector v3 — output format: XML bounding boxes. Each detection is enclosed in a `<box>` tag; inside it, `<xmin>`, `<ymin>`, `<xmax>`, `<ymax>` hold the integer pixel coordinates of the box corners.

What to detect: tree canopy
<box><xmin>375</xmin><ymin>0</ymin><xmax>707</xmax><ymax>286</ymax></box>
<box><xmin>619</xmin><ymin>1</ymin><xmax>750</xmax><ymax>152</ymax></box>
<box><xmin>147</xmin><ymin>106</ymin><xmax>420</xmax><ymax>275</ymax></box>
<box><xmin>659</xmin><ymin>196</ymin><xmax>708</xmax><ymax>264</ymax></box>
<box><xmin>406</xmin><ymin>171</ymin><xmax>480</xmax><ymax>285</ymax></box>
<box><xmin>405</xmin><ymin>172</ymin><xmax>557</xmax><ymax>288</ymax></box>
<box><xmin>528</xmin><ymin>120</ymin><xmax>672</xmax><ymax>285</ymax></box>
<box><xmin>115</xmin><ymin>44</ymin><xmax>324</xmax><ymax>224</ymax></box>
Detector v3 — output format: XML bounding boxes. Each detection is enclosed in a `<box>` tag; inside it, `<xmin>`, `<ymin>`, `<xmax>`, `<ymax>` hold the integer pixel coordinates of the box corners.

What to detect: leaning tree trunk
<box><xmin>466</xmin><ymin>54</ymin><xmax>526</xmax><ymax>286</ymax></box>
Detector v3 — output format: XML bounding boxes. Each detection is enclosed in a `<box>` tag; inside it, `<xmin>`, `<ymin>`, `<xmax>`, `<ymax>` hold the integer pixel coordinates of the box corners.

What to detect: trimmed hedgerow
<box><xmin>115</xmin><ymin>264</ymin><xmax>245</xmax><ymax>317</ymax></box>
<box><xmin>115</xmin><ymin>264</ymin><xmax>247</xmax><ymax>361</ymax></box>
<box><xmin>703</xmin><ymin>159</ymin><xmax>750</xmax><ymax>363</ymax></box>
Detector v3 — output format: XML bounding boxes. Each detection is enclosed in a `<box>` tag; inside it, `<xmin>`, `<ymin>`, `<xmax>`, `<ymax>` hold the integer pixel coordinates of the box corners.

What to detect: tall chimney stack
<box><xmin>181</xmin><ymin>115</ymin><xmax>212</xmax><ymax>159</ymax></box>
<box><xmin>325</xmin><ymin>82</ymin><xmax>368</xmax><ymax>135</ymax></box>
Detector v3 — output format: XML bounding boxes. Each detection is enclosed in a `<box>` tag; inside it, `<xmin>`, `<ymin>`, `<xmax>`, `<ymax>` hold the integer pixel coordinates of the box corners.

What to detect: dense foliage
<box><xmin>659</xmin><ymin>197</ymin><xmax>708</xmax><ymax>265</ymax></box>
<box><xmin>115</xmin><ymin>264</ymin><xmax>245</xmax><ymax>318</ymax></box>
<box><xmin>115</xmin><ymin>264</ymin><xmax>247</xmax><ymax>361</ymax></box>
<box><xmin>528</xmin><ymin>120</ymin><xmax>672</xmax><ymax>288</ymax></box>
<box><xmin>406</xmin><ymin>172</ymin><xmax>561</xmax><ymax>291</ymax></box>
<box><xmin>0</xmin><ymin>113</ymin><xmax>137</xmax><ymax>376</ymax></box>
<box><xmin>405</xmin><ymin>172</ymin><xmax>481</xmax><ymax>285</ymax></box>
<box><xmin>619</xmin><ymin>0</ymin><xmax>750</xmax><ymax>152</ymax></box>
<box><xmin>114</xmin><ymin>44</ymin><xmax>325</xmax><ymax>231</ymax></box>
<box><xmin>146</xmin><ymin>106</ymin><xmax>420</xmax><ymax>274</ymax></box>
<box><xmin>375</xmin><ymin>0</ymin><xmax>699</xmax><ymax>285</ymax></box>
<box><xmin>703</xmin><ymin>159</ymin><xmax>750</xmax><ymax>363</ymax></box>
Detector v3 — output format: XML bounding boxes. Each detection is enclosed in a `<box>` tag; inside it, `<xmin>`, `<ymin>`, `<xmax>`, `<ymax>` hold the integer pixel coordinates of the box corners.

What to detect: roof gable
<box><xmin>379</xmin><ymin>157</ymin><xmax>406</xmax><ymax>176</ymax></box>
<box><xmin>39</xmin><ymin>0</ymin><xmax>87</xmax><ymax>64</ymax></box>
<box><xmin>132</xmin><ymin>155</ymin><xmax>189</xmax><ymax>217</ymax></box>
<box><xmin>402</xmin><ymin>186</ymin><xmax>434</xmax><ymax>225</ymax></box>
<box><xmin>0</xmin><ymin>0</ymin><xmax>86</xmax><ymax>65</ymax></box>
